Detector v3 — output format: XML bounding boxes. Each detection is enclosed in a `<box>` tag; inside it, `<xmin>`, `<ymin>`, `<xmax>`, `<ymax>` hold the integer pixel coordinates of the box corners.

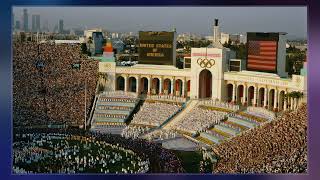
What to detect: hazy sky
<box><xmin>13</xmin><ymin>6</ymin><xmax>307</xmax><ymax>38</ymax></box>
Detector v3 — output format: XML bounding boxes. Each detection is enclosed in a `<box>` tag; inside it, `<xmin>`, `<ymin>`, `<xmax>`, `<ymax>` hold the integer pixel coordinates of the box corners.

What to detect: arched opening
<box><xmin>140</xmin><ymin>77</ymin><xmax>148</xmax><ymax>94</ymax></box>
<box><xmin>226</xmin><ymin>84</ymin><xmax>233</xmax><ymax>102</ymax></box>
<box><xmin>164</xmin><ymin>78</ymin><xmax>171</xmax><ymax>95</ymax></box>
<box><xmin>128</xmin><ymin>77</ymin><xmax>136</xmax><ymax>92</ymax></box>
<box><xmin>237</xmin><ymin>85</ymin><xmax>244</xmax><ymax>104</ymax></box>
<box><xmin>258</xmin><ymin>88</ymin><xmax>265</xmax><ymax>107</ymax></box>
<box><xmin>116</xmin><ymin>76</ymin><xmax>125</xmax><ymax>91</ymax></box>
<box><xmin>279</xmin><ymin>91</ymin><xmax>285</xmax><ymax>111</ymax></box>
<box><xmin>248</xmin><ymin>86</ymin><xmax>254</xmax><ymax>106</ymax></box>
<box><xmin>198</xmin><ymin>69</ymin><xmax>212</xmax><ymax>99</ymax></box>
<box><xmin>175</xmin><ymin>79</ymin><xmax>183</xmax><ymax>96</ymax></box>
<box><xmin>268</xmin><ymin>89</ymin><xmax>275</xmax><ymax>110</ymax></box>
<box><xmin>151</xmin><ymin>78</ymin><xmax>159</xmax><ymax>95</ymax></box>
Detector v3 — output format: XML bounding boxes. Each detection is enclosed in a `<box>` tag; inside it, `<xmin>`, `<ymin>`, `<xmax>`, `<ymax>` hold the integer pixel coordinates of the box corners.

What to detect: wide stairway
<box><xmin>199</xmin><ymin>112</ymin><xmax>267</xmax><ymax>145</ymax></box>
<box><xmin>90</xmin><ymin>92</ymin><xmax>140</xmax><ymax>134</ymax></box>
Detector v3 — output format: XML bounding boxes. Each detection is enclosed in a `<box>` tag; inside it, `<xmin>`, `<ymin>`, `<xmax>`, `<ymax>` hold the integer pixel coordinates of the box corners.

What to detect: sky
<box><xmin>13</xmin><ymin>6</ymin><xmax>307</xmax><ymax>39</ymax></box>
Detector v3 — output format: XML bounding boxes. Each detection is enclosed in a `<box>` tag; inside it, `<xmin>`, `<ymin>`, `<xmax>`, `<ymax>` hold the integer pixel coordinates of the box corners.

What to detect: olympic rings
<box><xmin>197</xmin><ymin>58</ymin><xmax>215</xmax><ymax>68</ymax></box>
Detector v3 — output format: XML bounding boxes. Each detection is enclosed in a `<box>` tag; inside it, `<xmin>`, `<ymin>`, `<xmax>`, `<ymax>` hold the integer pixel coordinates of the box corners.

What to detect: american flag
<box><xmin>247</xmin><ymin>40</ymin><xmax>277</xmax><ymax>71</ymax></box>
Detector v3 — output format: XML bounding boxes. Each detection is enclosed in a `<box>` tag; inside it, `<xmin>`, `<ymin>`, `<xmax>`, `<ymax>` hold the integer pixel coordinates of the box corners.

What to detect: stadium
<box><xmin>13</xmin><ymin>19</ymin><xmax>307</xmax><ymax>174</ymax></box>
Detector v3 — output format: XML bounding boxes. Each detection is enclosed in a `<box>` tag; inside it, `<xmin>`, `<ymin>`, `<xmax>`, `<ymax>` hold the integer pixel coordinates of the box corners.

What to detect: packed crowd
<box><xmin>95</xmin><ymin>113</ymin><xmax>127</xmax><ymax>119</ymax></box>
<box><xmin>130</xmin><ymin>102</ymin><xmax>181</xmax><ymax>127</ymax></box>
<box><xmin>13</xmin><ymin>128</ymin><xmax>184</xmax><ymax>173</ymax></box>
<box><xmin>13</xmin><ymin>42</ymin><xmax>99</xmax><ymax>127</ymax></box>
<box><xmin>99</xmin><ymin>97</ymin><xmax>137</xmax><ymax>103</ymax></box>
<box><xmin>198</xmin><ymin>100</ymin><xmax>240</xmax><ymax>111</ymax></box>
<box><xmin>121</xmin><ymin>125</ymin><xmax>151</xmax><ymax>139</ymax></box>
<box><xmin>199</xmin><ymin>150</ymin><xmax>216</xmax><ymax>173</ymax></box>
<box><xmin>172</xmin><ymin>106</ymin><xmax>228</xmax><ymax>133</ymax></box>
<box><xmin>96</xmin><ymin>105</ymin><xmax>132</xmax><ymax>111</ymax></box>
<box><xmin>213</xmin><ymin>103</ymin><xmax>307</xmax><ymax>173</ymax></box>
<box><xmin>144</xmin><ymin>129</ymin><xmax>178</xmax><ymax>141</ymax></box>
<box><xmin>147</xmin><ymin>95</ymin><xmax>187</xmax><ymax>103</ymax></box>
<box><xmin>13</xmin><ymin>133</ymin><xmax>149</xmax><ymax>174</ymax></box>
<box><xmin>102</xmin><ymin>91</ymin><xmax>137</xmax><ymax>99</ymax></box>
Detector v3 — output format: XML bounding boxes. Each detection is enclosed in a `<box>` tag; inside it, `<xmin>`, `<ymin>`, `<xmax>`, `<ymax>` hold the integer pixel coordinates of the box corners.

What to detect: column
<box><xmin>290</xmin><ymin>97</ymin><xmax>294</xmax><ymax>110</ymax></box>
<box><xmin>170</xmin><ymin>78</ymin><xmax>174</xmax><ymax>96</ymax></box>
<box><xmin>147</xmin><ymin>77</ymin><xmax>151</xmax><ymax>95</ymax></box>
<box><xmin>253</xmin><ymin>86</ymin><xmax>257</xmax><ymax>106</ymax></box>
<box><xmin>124</xmin><ymin>75</ymin><xmax>128</xmax><ymax>92</ymax></box>
<box><xmin>273</xmin><ymin>89</ymin><xmax>278</xmax><ymax>111</ymax></box>
<box><xmin>283</xmin><ymin>92</ymin><xmax>289</xmax><ymax>111</ymax></box>
<box><xmin>232</xmin><ymin>84</ymin><xmax>236</xmax><ymax>103</ymax></box>
<box><xmin>264</xmin><ymin>87</ymin><xmax>268</xmax><ymax>108</ymax></box>
<box><xmin>136</xmin><ymin>76</ymin><xmax>140</xmax><ymax>94</ymax></box>
<box><xmin>243</xmin><ymin>84</ymin><xmax>247</xmax><ymax>106</ymax></box>
<box><xmin>159</xmin><ymin>77</ymin><xmax>163</xmax><ymax>95</ymax></box>
<box><xmin>182</xmin><ymin>80</ymin><xmax>185</xmax><ymax>97</ymax></box>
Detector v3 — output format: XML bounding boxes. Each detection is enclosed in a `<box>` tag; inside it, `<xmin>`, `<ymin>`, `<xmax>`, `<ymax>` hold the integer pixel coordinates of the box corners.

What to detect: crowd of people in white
<box><xmin>144</xmin><ymin>129</ymin><xmax>178</xmax><ymax>141</ymax></box>
<box><xmin>13</xmin><ymin>133</ymin><xmax>149</xmax><ymax>174</ymax></box>
<box><xmin>172</xmin><ymin>106</ymin><xmax>228</xmax><ymax>133</ymax></box>
<box><xmin>147</xmin><ymin>95</ymin><xmax>186</xmax><ymax>103</ymax></box>
<box><xmin>121</xmin><ymin>125</ymin><xmax>151</xmax><ymax>139</ymax></box>
<box><xmin>130</xmin><ymin>102</ymin><xmax>181</xmax><ymax>127</ymax></box>
<box><xmin>102</xmin><ymin>91</ymin><xmax>137</xmax><ymax>99</ymax></box>
<box><xmin>198</xmin><ymin>100</ymin><xmax>240</xmax><ymax>111</ymax></box>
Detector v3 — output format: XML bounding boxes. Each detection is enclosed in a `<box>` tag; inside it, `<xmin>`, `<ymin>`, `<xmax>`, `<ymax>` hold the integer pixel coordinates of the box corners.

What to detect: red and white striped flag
<box><xmin>247</xmin><ymin>40</ymin><xmax>277</xmax><ymax>71</ymax></box>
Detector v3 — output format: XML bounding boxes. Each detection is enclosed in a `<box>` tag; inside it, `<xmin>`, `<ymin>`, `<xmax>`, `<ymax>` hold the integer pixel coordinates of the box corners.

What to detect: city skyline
<box><xmin>13</xmin><ymin>6</ymin><xmax>307</xmax><ymax>39</ymax></box>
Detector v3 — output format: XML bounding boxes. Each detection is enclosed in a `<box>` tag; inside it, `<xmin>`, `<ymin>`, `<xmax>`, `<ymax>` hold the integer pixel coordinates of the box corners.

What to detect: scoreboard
<box><xmin>246</xmin><ymin>33</ymin><xmax>279</xmax><ymax>73</ymax></box>
<box><xmin>138</xmin><ymin>31</ymin><xmax>175</xmax><ymax>65</ymax></box>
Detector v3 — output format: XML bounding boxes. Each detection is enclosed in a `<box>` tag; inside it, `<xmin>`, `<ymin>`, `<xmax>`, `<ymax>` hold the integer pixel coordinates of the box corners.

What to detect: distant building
<box><xmin>240</xmin><ymin>34</ymin><xmax>247</xmax><ymax>44</ymax></box>
<box><xmin>73</xmin><ymin>29</ymin><xmax>84</xmax><ymax>36</ymax></box>
<box><xmin>220</xmin><ymin>32</ymin><xmax>230</xmax><ymax>44</ymax></box>
<box><xmin>111</xmin><ymin>39</ymin><xmax>125</xmax><ymax>53</ymax></box>
<box><xmin>229</xmin><ymin>34</ymin><xmax>240</xmax><ymax>44</ymax></box>
<box><xmin>15</xmin><ymin>20</ymin><xmax>21</xmax><ymax>30</ymax></box>
<box><xmin>23</xmin><ymin>9</ymin><xmax>28</xmax><ymax>32</ymax></box>
<box><xmin>92</xmin><ymin>32</ymin><xmax>104</xmax><ymax>55</ymax></box>
<box><xmin>32</xmin><ymin>14</ymin><xmax>40</xmax><ymax>32</ymax></box>
<box><xmin>54</xmin><ymin>40</ymin><xmax>81</xmax><ymax>44</ymax></box>
<box><xmin>42</xmin><ymin>20</ymin><xmax>49</xmax><ymax>32</ymax></box>
<box><xmin>59</xmin><ymin>19</ymin><xmax>64</xmax><ymax>34</ymax></box>
<box><xmin>84</xmin><ymin>28</ymin><xmax>103</xmax><ymax>39</ymax></box>
<box><xmin>205</xmin><ymin>36</ymin><xmax>213</xmax><ymax>41</ymax></box>
<box><xmin>12</xmin><ymin>13</ymin><xmax>14</xmax><ymax>30</ymax></box>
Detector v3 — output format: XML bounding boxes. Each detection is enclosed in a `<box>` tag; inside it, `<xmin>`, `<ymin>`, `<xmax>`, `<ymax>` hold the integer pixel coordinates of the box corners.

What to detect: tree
<box><xmin>87</xmin><ymin>36</ymin><xmax>93</xmax><ymax>56</ymax></box>
<box><xmin>80</xmin><ymin>43</ymin><xmax>88</xmax><ymax>55</ymax></box>
<box><xmin>284</xmin><ymin>91</ymin><xmax>303</xmax><ymax>101</ymax></box>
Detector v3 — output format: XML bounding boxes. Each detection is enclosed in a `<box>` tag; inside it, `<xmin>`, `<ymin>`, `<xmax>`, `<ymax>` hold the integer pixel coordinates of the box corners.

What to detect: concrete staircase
<box><xmin>90</xmin><ymin>94</ymin><xmax>139</xmax><ymax>133</ymax></box>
